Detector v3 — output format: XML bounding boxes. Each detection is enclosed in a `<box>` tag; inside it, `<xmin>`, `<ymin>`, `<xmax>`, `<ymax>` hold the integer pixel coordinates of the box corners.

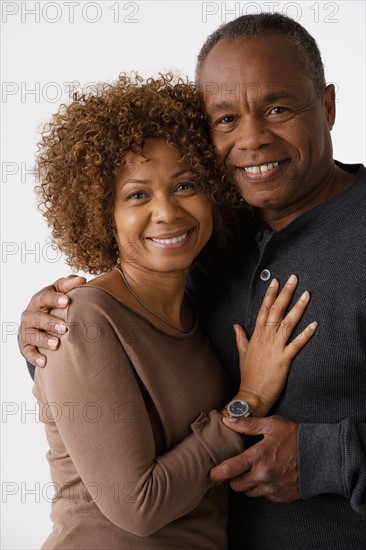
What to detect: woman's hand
<box><xmin>232</xmin><ymin>275</ymin><xmax>317</xmax><ymax>417</ymax></box>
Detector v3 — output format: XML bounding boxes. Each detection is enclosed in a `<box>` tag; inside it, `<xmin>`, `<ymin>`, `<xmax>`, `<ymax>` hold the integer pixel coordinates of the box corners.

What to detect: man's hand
<box><xmin>211</xmin><ymin>416</ymin><xmax>301</xmax><ymax>502</ymax></box>
<box><xmin>19</xmin><ymin>275</ymin><xmax>86</xmax><ymax>367</ymax></box>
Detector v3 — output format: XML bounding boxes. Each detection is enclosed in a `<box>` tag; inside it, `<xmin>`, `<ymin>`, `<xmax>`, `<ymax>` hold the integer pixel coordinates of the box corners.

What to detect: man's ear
<box><xmin>323</xmin><ymin>84</ymin><xmax>336</xmax><ymax>130</ymax></box>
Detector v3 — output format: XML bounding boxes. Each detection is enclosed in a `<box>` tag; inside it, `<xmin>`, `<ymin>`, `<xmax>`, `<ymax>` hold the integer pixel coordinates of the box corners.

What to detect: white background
<box><xmin>1</xmin><ymin>1</ymin><xmax>365</xmax><ymax>548</ymax></box>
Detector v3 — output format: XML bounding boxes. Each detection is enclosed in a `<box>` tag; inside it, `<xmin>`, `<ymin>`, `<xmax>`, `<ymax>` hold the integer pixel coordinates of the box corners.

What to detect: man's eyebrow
<box><xmin>262</xmin><ymin>91</ymin><xmax>297</xmax><ymax>102</ymax></box>
<box><xmin>205</xmin><ymin>101</ymin><xmax>235</xmax><ymax>116</ymax></box>
<box><xmin>206</xmin><ymin>92</ymin><xmax>298</xmax><ymax>115</ymax></box>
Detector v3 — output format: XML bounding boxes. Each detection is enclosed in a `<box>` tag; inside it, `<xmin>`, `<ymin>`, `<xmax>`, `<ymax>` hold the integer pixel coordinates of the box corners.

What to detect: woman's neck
<box><xmin>117</xmin><ymin>263</ymin><xmax>190</xmax><ymax>329</ymax></box>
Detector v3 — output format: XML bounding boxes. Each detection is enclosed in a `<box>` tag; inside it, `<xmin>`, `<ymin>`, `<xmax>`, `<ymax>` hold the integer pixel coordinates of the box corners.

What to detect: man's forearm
<box><xmin>298</xmin><ymin>420</ymin><xmax>366</xmax><ymax>515</ymax></box>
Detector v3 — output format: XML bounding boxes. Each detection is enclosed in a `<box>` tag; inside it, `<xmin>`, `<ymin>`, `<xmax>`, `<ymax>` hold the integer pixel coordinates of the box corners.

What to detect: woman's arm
<box><xmin>33</xmin><ymin>276</ymin><xmax>315</xmax><ymax>535</ymax></box>
<box><xmin>34</xmin><ymin>289</ymin><xmax>244</xmax><ymax>537</ymax></box>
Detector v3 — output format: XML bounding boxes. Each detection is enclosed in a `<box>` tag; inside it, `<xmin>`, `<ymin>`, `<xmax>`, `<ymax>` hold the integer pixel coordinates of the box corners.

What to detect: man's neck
<box><xmin>256</xmin><ymin>164</ymin><xmax>356</xmax><ymax>231</ymax></box>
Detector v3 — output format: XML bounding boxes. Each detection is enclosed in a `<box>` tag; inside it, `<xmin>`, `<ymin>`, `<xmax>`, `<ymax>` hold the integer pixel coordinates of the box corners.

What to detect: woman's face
<box><xmin>113</xmin><ymin>138</ymin><xmax>213</xmax><ymax>274</ymax></box>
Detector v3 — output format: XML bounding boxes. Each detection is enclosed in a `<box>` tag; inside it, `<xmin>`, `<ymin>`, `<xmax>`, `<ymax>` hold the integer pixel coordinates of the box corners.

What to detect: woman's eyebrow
<box><xmin>171</xmin><ymin>169</ymin><xmax>194</xmax><ymax>179</ymax></box>
<box><xmin>123</xmin><ymin>178</ymin><xmax>151</xmax><ymax>184</ymax></box>
<box><xmin>119</xmin><ymin>169</ymin><xmax>194</xmax><ymax>186</ymax></box>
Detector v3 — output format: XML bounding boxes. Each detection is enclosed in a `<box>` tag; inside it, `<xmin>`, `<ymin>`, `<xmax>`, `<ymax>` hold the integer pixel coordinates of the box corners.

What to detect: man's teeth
<box><xmin>151</xmin><ymin>232</ymin><xmax>188</xmax><ymax>244</ymax></box>
<box><xmin>244</xmin><ymin>162</ymin><xmax>279</xmax><ymax>174</ymax></box>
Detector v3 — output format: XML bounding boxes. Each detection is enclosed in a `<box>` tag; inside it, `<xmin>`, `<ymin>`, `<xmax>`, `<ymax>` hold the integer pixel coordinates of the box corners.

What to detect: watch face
<box><xmin>227</xmin><ymin>400</ymin><xmax>250</xmax><ymax>418</ymax></box>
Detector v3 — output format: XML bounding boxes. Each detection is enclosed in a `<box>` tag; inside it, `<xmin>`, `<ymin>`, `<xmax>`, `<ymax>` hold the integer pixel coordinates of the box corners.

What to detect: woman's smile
<box><xmin>146</xmin><ymin>227</ymin><xmax>195</xmax><ymax>248</ymax></box>
<box><xmin>113</xmin><ymin>138</ymin><xmax>213</xmax><ymax>273</ymax></box>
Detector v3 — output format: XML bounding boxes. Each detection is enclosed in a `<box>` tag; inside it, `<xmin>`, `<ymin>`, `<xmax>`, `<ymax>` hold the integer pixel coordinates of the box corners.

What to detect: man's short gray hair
<box><xmin>196</xmin><ymin>13</ymin><xmax>326</xmax><ymax>96</ymax></box>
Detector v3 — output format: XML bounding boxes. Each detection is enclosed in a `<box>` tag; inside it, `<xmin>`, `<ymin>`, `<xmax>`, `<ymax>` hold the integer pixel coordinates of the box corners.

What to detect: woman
<box><xmin>33</xmin><ymin>73</ymin><xmax>316</xmax><ymax>549</ymax></box>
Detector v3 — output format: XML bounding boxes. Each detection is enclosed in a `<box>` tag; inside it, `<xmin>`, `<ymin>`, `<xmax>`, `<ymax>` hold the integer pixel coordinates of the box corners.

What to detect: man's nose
<box><xmin>234</xmin><ymin>115</ymin><xmax>272</xmax><ymax>151</ymax></box>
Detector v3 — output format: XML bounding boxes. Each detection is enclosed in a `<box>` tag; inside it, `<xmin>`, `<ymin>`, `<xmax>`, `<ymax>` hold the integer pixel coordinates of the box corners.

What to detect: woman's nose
<box><xmin>150</xmin><ymin>195</ymin><xmax>183</xmax><ymax>224</ymax></box>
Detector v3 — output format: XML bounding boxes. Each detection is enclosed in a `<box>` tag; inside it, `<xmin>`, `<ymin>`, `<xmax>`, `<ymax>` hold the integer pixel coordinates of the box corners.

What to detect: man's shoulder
<box><xmin>335</xmin><ymin>161</ymin><xmax>366</xmax><ymax>185</ymax></box>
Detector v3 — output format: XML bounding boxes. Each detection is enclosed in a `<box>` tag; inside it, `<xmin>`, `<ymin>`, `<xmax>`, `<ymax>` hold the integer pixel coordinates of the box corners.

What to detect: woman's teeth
<box><xmin>151</xmin><ymin>232</ymin><xmax>189</xmax><ymax>245</ymax></box>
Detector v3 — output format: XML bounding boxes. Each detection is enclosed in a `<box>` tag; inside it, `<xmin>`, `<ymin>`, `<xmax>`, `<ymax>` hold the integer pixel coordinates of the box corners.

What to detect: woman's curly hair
<box><xmin>36</xmin><ymin>72</ymin><xmax>247</xmax><ymax>274</ymax></box>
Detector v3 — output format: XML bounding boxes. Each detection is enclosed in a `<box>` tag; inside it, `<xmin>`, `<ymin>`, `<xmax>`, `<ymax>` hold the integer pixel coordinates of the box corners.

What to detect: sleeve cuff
<box><xmin>191</xmin><ymin>410</ymin><xmax>245</xmax><ymax>466</ymax></box>
<box><xmin>27</xmin><ymin>361</ymin><xmax>36</xmax><ymax>380</ymax></box>
<box><xmin>298</xmin><ymin>422</ymin><xmax>344</xmax><ymax>498</ymax></box>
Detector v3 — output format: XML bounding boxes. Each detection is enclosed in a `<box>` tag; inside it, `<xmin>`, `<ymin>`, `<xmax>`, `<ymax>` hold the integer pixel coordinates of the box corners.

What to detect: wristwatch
<box><xmin>225</xmin><ymin>399</ymin><xmax>253</xmax><ymax>419</ymax></box>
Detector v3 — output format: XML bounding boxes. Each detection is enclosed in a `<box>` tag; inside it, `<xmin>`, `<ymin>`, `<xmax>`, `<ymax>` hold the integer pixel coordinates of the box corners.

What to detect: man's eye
<box><xmin>211</xmin><ymin>115</ymin><xmax>238</xmax><ymax>133</ymax></box>
<box><xmin>267</xmin><ymin>106</ymin><xmax>295</xmax><ymax>122</ymax></box>
<box><xmin>269</xmin><ymin>106</ymin><xmax>287</xmax><ymax>115</ymax></box>
<box><xmin>217</xmin><ymin>115</ymin><xmax>235</xmax><ymax>124</ymax></box>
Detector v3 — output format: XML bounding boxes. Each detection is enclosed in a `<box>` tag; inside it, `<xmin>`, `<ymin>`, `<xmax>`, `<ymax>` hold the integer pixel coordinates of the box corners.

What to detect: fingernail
<box><xmin>223</xmin><ymin>416</ymin><xmax>239</xmax><ymax>423</ymax></box>
<box><xmin>288</xmin><ymin>274</ymin><xmax>297</xmax><ymax>283</ymax></box>
<box><xmin>54</xmin><ymin>323</ymin><xmax>67</xmax><ymax>334</ymax></box>
<box><xmin>300</xmin><ymin>290</ymin><xmax>310</xmax><ymax>300</ymax></box>
<box><xmin>57</xmin><ymin>297</ymin><xmax>68</xmax><ymax>306</ymax></box>
<box><xmin>47</xmin><ymin>338</ymin><xmax>58</xmax><ymax>347</ymax></box>
<box><xmin>36</xmin><ymin>357</ymin><xmax>46</xmax><ymax>367</ymax></box>
<box><xmin>269</xmin><ymin>278</ymin><xmax>277</xmax><ymax>288</ymax></box>
<box><xmin>309</xmin><ymin>321</ymin><xmax>318</xmax><ymax>329</ymax></box>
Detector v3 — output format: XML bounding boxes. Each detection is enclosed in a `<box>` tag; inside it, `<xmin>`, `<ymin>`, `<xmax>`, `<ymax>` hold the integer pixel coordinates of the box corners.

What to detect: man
<box><xmin>20</xmin><ymin>13</ymin><xmax>366</xmax><ymax>550</ymax></box>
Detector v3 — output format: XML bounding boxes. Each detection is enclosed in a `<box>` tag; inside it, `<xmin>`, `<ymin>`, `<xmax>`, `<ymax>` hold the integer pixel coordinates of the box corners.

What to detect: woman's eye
<box><xmin>175</xmin><ymin>181</ymin><xmax>199</xmax><ymax>192</ymax></box>
<box><xmin>126</xmin><ymin>191</ymin><xmax>147</xmax><ymax>200</ymax></box>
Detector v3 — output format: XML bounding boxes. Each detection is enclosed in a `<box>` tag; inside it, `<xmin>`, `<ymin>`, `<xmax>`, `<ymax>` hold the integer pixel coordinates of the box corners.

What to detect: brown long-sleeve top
<box><xmin>33</xmin><ymin>286</ymin><xmax>245</xmax><ymax>549</ymax></box>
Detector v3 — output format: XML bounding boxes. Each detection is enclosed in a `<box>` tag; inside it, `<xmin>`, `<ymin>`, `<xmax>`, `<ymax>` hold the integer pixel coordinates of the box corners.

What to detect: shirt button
<box><xmin>260</xmin><ymin>269</ymin><xmax>271</xmax><ymax>281</ymax></box>
<box><xmin>254</xmin><ymin>230</ymin><xmax>263</xmax><ymax>242</ymax></box>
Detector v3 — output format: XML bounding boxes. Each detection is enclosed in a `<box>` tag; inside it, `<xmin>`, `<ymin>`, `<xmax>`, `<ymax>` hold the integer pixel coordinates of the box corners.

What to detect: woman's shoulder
<box><xmin>85</xmin><ymin>270</ymin><xmax>117</xmax><ymax>292</ymax></box>
<box><xmin>52</xmin><ymin>271</ymin><xmax>129</xmax><ymax>323</ymax></box>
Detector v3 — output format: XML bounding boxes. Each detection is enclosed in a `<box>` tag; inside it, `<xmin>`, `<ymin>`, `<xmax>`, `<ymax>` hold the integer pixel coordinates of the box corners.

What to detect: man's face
<box><xmin>199</xmin><ymin>33</ymin><xmax>336</xmax><ymax>225</ymax></box>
